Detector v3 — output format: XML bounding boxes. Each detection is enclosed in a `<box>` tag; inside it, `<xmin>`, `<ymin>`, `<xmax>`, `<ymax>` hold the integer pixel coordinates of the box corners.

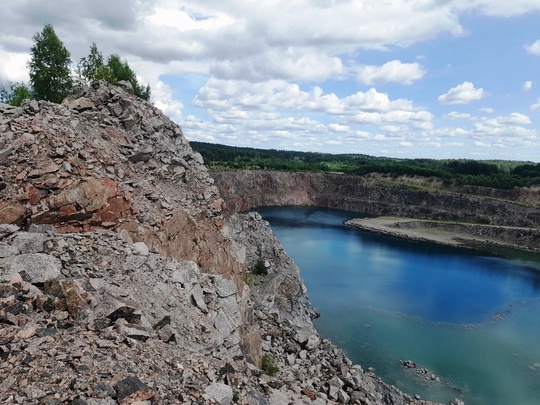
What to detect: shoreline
<box><xmin>345</xmin><ymin>217</ymin><xmax>540</xmax><ymax>258</ymax></box>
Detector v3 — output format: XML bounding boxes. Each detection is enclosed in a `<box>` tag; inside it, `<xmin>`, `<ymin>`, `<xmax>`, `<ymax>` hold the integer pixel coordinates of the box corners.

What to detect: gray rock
<box><xmin>213</xmin><ymin>275</ymin><xmax>237</xmax><ymax>298</ymax></box>
<box><xmin>63</xmin><ymin>97</ymin><xmax>96</xmax><ymax>112</ymax></box>
<box><xmin>0</xmin><ymin>224</ymin><xmax>19</xmax><ymax>237</ymax></box>
<box><xmin>191</xmin><ymin>284</ymin><xmax>208</xmax><ymax>313</ymax></box>
<box><xmin>12</xmin><ymin>232</ymin><xmax>47</xmax><ymax>254</ymax></box>
<box><xmin>132</xmin><ymin>242</ymin><xmax>149</xmax><ymax>256</ymax></box>
<box><xmin>5</xmin><ymin>253</ymin><xmax>62</xmax><ymax>283</ymax></box>
<box><xmin>305</xmin><ymin>334</ymin><xmax>320</xmax><ymax>351</ymax></box>
<box><xmin>117</xmin><ymin>81</ymin><xmax>134</xmax><ymax>94</ymax></box>
<box><xmin>116</xmin><ymin>323</ymin><xmax>151</xmax><ymax>341</ymax></box>
<box><xmin>338</xmin><ymin>389</ymin><xmax>350</xmax><ymax>404</ymax></box>
<box><xmin>0</xmin><ymin>244</ymin><xmax>17</xmax><ymax>258</ymax></box>
<box><xmin>204</xmin><ymin>383</ymin><xmax>233</xmax><ymax>405</ymax></box>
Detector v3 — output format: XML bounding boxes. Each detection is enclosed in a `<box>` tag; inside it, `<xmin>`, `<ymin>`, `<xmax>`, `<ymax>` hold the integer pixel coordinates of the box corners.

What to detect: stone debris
<box><xmin>0</xmin><ymin>82</ymin><xmax>454</xmax><ymax>404</ymax></box>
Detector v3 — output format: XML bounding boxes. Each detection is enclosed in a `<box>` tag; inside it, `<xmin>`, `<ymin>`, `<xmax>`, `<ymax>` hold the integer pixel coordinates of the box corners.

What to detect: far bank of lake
<box><xmin>257</xmin><ymin>206</ymin><xmax>540</xmax><ymax>405</ymax></box>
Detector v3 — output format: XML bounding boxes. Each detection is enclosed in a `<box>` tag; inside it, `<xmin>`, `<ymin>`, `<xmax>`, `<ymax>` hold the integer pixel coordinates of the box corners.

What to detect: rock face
<box><xmin>0</xmin><ymin>84</ymin><xmax>445</xmax><ymax>404</ymax></box>
<box><xmin>213</xmin><ymin>170</ymin><xmax>540</xmax><ymax>228</ymax></box>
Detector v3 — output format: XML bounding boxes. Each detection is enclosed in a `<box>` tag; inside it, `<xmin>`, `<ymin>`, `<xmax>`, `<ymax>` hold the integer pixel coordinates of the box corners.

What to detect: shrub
<box><xmin>253</xmin><ymin>258</ymin><xmax>267</xmax><ymax>275</ymax></box>
<box><xmin>261</xmin><ymin>354</ymin><xmax>279</xmax><ymax>376</ymax></box>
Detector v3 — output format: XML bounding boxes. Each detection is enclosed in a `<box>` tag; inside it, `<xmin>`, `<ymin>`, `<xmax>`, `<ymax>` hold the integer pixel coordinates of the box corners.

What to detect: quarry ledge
<box><xmin>345</xmin><ymin>216</ymin><xmax>540</xmax><ymax>256</ymax></box>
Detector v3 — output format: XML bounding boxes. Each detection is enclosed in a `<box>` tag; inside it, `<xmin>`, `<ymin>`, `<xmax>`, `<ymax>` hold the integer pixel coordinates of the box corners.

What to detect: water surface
<box><xmin>257</xmin><ymin>206</ymin><xmax>540</xmax><ymax>405</ymax></box>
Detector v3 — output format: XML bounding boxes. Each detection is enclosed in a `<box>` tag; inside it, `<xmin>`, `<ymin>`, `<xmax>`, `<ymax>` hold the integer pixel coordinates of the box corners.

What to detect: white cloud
<box><xmin>328</xmin><ymin>124</ymin><xmax>349</xmax><ymax>133</ymax></box>
<box><xmin>438</xmin><ymin>82</ymin><xmax>485</xmax><ymax>105</ymax></box>
<box><xmin>357</xmin><ymin>60</ymin><xmax>426</xmax><ymax>85</ymax></box>
<box><xmin>444</xmin><ymin>112</ymin><xmax>472</xmax><ymax>120</ymax></box>
<box><xmin>152</xmin><ymin>81</ymin><xmax>184</xmax><ymax>123</ymax></box>
<box><xmin>453</xmin><ymin>1</ymin><xmax>540</xmax><ymax>16</ymax></box>
<box><xmin>0</xmin><ymin>50</ymin><xmax>30</xmax><ymax>83</ymax></box>
<box><xmin>523</xmin><ymin>81</ymin><xmax>533</xmax><ymax>92</ymax></box>
<box><xmin>499</xmin><ymin>113</ymin><xmax>531</xmax><ymax>125</ymax></box>
<box><xmin>472</xmin><ymin>113</ymin><xmax>535</xmax><ymax>139</ymax></box>
<box><xmin>525</xmin><ymin>39</ymin><xmax>540</xmax><ymax>55</ymax></box>
<box><xmin>1</xmin><ymin>0</ymin><xmax>539</xmax><ymax>160</ymax></box>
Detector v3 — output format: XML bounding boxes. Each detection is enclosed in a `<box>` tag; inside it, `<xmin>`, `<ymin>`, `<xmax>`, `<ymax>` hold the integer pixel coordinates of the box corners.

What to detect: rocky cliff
<box><xmin>212</xmin><ymin>171</ymin><xmax>540</xmax><ymax>228</ymax></box>
<box><xmin>0</xmin><ymin>83</ymin><xmax>442</xmax><ymax>404</ymax></box>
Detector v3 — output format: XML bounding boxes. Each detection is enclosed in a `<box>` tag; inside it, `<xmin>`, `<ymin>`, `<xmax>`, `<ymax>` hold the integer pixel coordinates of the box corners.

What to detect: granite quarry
<box><xmin>0</xmin><ymin>82</ymin><xmax>458</xmax><ymax>404</ymax></box>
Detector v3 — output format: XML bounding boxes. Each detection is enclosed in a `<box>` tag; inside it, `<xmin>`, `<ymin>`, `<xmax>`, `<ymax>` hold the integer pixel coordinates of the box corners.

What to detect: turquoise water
<box><xmin>257</xmin><ymin>206</ymin><xmax>540</xmax><ymax>405</ymax></box>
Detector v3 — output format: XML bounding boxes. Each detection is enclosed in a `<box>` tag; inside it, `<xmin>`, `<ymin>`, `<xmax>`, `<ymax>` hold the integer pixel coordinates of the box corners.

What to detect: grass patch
<box><xmin>261</xmin><ymin>354</ymin><xmax>279</xmax><ymax>376</ymax></box>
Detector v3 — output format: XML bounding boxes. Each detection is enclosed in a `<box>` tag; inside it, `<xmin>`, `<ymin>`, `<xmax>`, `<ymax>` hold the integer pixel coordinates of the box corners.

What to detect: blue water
<box><xmin>257</xmin><ymin>206</ymin><xmax>540</xmax><ymax>405</ymax></box>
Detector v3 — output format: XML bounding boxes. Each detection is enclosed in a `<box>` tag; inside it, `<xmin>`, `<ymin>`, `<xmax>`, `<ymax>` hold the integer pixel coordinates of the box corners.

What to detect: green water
<box><xmin>258</xmin><ymin>206</ymin><xmax>540</xmax><ymax>405</ymax></box>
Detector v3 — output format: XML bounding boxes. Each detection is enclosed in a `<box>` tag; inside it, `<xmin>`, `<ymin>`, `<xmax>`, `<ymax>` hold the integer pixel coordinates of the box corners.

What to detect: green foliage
<box><xmin>77</xmin><ymin>43</ymin><xmax>109</xmax><ymax>84</ymax></box>
<box><xmin>0</xmin><ymin>82</ymin><xmax>34</xmax><ymax>106</ymax></box>
<box><xmin>190</xmin><ymin>141</ymin><xmax>540</xmax><ymax>190</ymax></box>
<box><xmin>253</xmin><ymin>258</ymin><xmax>268</xmax><ymax>275</ymax></box>
<box><xmin>106</xmin><ymin>54</ymin><xmax>151</xmax><ymax>101</ymax></box>
<box><xmin>261</xmin><ymin>354</ymin><xmax>279</xmax><ymax>376</ymax></box>
<box><xmin>28</xmin><ymin>24</ymin><xmax>73</xmax><ymax>103</ymax></box>
<box><xmin>77</xmin><ymin>45</ymin><xmax>151</xmax><ymax>101</ymax></box>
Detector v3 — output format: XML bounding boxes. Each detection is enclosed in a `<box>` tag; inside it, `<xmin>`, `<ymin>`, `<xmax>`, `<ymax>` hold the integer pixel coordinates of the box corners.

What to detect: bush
<box><xmin>0</xmin><ymin>82</ymin><xmax>34</xmax><ymax>106</ymax></box>
<box><xmin>253</xmin><ymin>258</ymin><xmax>267</xmax><ymax>275</ymax></box>
<box><xmin>261</xmin><ymin>354</ymin><xmax>279</xmax><ymax>376</ymax></box>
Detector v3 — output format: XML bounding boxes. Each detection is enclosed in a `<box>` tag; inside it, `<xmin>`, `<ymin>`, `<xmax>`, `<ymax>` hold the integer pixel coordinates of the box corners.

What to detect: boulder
<box><xmin>5</xmin><ymin>253</ymin><xmax>62</xmax><ymax>283</ymax></box>
<box><xmin>204</xmin><ymin>383</ymin><xmax>233</xmax><ymax>405</ymax></box>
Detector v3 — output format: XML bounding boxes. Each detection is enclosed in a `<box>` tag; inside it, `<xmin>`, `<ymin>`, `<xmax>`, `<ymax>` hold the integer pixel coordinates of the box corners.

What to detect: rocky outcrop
<box><xmin>213</xmin><ymin>171</ymin><xmax>540</xmax><ymax>228</ymax></box>
<box><xmin>0</xmin><ymin>83</ymin><xmax>446</xmax><ymax>404</ymax></box>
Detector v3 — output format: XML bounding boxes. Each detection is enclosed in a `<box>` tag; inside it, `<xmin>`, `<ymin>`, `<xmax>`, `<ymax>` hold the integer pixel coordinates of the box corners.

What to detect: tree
<box><xmin>76</xmin><ymin>43</ymin><xmax>112</xmax><ymax>84</ymax></box>
<box><xmin>76</xmin><ymin>44</ymin><xmax>151</xmax><ymax>101</ymax></box>
<box><xmin>0</xmin><ymin>82</ymin><xmax>34</xmax><ymax>106</ymax></box>
<box><xmin>28</xmin><ymin>24</ymin><xmax>73</xmax><ymax>103</ymax></box>
<box><xmin>106</xmin><ymin>54</ymin><xmax>151</xmax><ymax>101</ymax></box>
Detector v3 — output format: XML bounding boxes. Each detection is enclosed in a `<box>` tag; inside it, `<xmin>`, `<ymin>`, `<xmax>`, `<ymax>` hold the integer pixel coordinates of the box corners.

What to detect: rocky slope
<box><xmin>0</xmin><ymin>83</ymin><xmax>446</xmax><ymax>404</ymax></box>
<box><xmin>212</xmin><ymin>171</ymin><xmax>540</xmax><ymax>228</ymax></box>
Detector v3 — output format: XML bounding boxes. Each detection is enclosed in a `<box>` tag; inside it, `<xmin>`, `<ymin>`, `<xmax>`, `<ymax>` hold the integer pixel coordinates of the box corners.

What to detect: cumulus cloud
<box><xmin>438</xmin><ymin>82</ymin><xmax>485</xmax><ymax>105</ymax></box>
<box><xmin>193</xmin><ymin>79</ymin><xmax>427</xmax><ymax>121</ymax></box>
<box><xmin>357</xmin><ymin>60</ymin><xmax>426</xmax><ymax>85</ymax></box>
<box><xmin>152</xmin><ymin>81</ymin><xmax>184</xmax><ymax>123</ymax></box>
<box><xmin>472</xmin><ymin>113</ymin><xmax>535</xmax><ymax>139</ymax></box>
<box><xmin>1</xmin><ymin>0</ymin><xmax>539</xmax><ymax>159</ymax></box>
<box><xmin>453</xmin><ymin>1</ymin><xmax>540</xmax><ymax>16</ymax></box>
<box><xmin>0</xmin><ymin>50</ymin><xmax>30</xmax><ymax>82</ymax></box>
<box><xmin>525</xmin><ymin>39</ymin><xmax>540</xmax><ymax>55</ymax></box>
<box><xmin>523</xmin><ymin>81</ymin><xmax>533</xmax><ymax>91</ymax></box>
<box><xmin>444</xmin><ymin>112</ymin><xmax>472</xmax><ymax>120</ymax></box>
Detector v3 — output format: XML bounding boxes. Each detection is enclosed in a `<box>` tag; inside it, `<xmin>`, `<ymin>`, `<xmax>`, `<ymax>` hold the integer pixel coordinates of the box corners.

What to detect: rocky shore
<box><xmin>0</xmin><ymin>82</ymin><xmax>452</xmax><ymax>404</ymax></box>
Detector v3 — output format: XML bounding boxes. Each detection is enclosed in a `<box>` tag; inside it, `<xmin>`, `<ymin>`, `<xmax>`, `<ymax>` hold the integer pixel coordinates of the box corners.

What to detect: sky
<box><xmin>1</xmin><ymin>1</ymin><xmax>540</xmax><ymax>162</ymax></box>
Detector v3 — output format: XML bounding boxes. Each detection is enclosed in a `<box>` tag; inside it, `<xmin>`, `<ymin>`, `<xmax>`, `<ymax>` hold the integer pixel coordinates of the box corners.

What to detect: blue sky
<box><xmin>1</xmin><ymin>1</ymin><xmax>540</xmax><ymax>161</ymax></box>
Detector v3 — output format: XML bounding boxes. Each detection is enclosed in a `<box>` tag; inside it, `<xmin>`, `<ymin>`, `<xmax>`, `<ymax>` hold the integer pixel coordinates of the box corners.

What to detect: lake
<box><xmin>256</xmin><ymin>206</ymin><xmax>540</xmax><ymax>405</ymax></box>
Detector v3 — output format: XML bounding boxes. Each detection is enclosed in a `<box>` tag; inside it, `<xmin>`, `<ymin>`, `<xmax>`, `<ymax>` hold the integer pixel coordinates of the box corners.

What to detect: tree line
<box><xmin>190</xmin><ymin>141</ymin><xmax>540</xmax><ymax>190</ymax></box>
<box><xmin>1</xmin><ymin>24</ymin><xmax>150</xmax><ymax>106</ymax></box>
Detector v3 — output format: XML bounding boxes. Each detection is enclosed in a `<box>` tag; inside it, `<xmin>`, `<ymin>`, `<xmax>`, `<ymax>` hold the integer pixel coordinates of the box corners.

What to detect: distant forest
<box><xmin>190</xmin><ymin>141</ymin><xmax>540</xmax><ymax>190</ymax></box>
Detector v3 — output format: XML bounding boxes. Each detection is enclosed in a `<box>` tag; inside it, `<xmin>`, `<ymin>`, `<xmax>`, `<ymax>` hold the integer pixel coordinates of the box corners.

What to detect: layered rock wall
<box><xmin>213</xmin><ymin>170</ymin><xmax>540</xmax><ymax>227</ymax></box>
